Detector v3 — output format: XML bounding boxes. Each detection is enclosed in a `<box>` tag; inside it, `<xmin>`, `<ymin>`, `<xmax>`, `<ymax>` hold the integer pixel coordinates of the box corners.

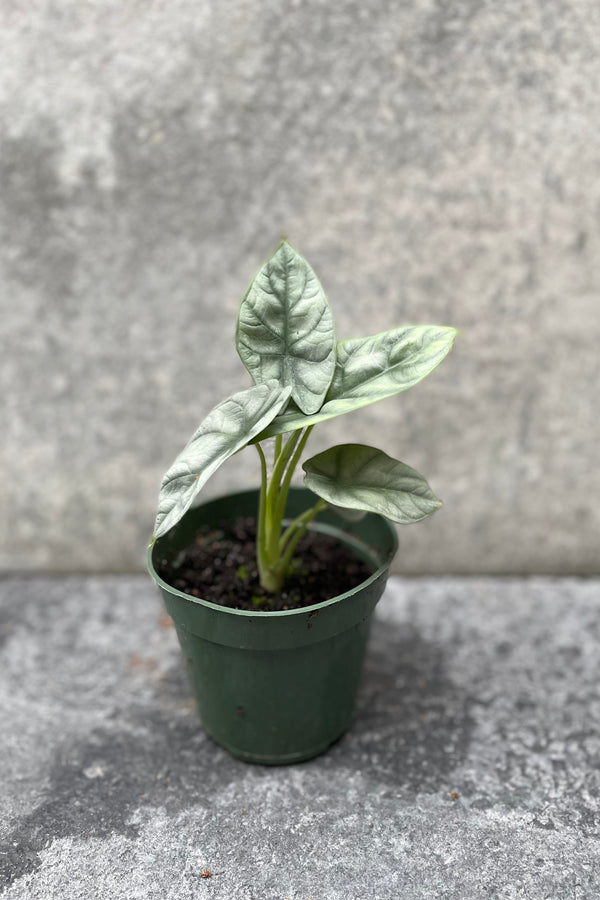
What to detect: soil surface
<box><xmin>155</xmin><ymin>517</ymin><xmax>372</xmax><ymax>612</ymax></box>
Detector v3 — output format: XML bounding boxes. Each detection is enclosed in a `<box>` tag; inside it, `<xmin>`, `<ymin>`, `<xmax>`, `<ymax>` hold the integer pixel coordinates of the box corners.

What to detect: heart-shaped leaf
<box><xmin>236</xmin><ymin>241</ymin><xmax>336</xmax><ymax>415</ymax></box>
<box><xmin>258</xmin><ymin>324</ymin><xmax>456</xmax><ymax>438</ymax></box>
<box><xmin>303</xmin><ymin>443</ymin><xmax>442</xmax><ymax>523</ymax></box>
<box><xmin>153</xmin><ymin>381</ymin><xmax>291</xmax><ymax>539</ymax></box>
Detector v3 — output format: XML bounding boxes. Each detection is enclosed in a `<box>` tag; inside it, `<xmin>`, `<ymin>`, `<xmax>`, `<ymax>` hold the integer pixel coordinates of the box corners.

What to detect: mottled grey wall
<box><xmin>2</xmin><ymin>0</ymin><xmax>599</xmax><ymax>574</ymax></box>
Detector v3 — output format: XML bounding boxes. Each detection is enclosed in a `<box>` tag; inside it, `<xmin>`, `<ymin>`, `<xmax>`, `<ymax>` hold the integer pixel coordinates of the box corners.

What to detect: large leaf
<box><xmin>153</xmin><ymin>381</ymin><xmax>291</xmax><ymax>539</ymax></box>
<box><xmin>257</xmin><ymin>324</ymin><xmax>456</xmax><ymax>438</ymax></box>
<box><xmin>236</xmin><ymin>241</ymin><xmax>336</xmax><ymax>415</ymax></box>
<box><xmin>303</xmin><ymin>443</ymin><xmax>442</xmax><ymax>523</ymax></box>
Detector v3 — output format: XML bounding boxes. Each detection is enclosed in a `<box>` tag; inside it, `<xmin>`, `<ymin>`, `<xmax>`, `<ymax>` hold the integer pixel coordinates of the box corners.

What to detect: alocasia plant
<box><xmin>152</xmin><ymin>241</ymin><xmax>456</xmax><ymax>593</ymax></box>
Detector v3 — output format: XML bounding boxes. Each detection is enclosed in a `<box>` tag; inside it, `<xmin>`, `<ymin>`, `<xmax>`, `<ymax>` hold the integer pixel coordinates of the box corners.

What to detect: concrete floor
<box><xmin>1</xmin><ymin>575</ymin><xmax>598</xmax><ymax>899</ymax></box>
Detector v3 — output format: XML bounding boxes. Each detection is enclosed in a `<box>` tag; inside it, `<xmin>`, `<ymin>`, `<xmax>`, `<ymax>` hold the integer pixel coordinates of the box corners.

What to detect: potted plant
<box><xmin>147</xmin><ymin>241</ymin><xmax>456</xmax><ymax>764</ymax></box>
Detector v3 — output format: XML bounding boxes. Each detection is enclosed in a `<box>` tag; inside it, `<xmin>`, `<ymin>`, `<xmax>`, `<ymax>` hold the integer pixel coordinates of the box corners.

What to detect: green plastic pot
<box><xmin>147</xmin><ymin>487</ymin><xmax>398</xmax><ymax>765</ymax></box>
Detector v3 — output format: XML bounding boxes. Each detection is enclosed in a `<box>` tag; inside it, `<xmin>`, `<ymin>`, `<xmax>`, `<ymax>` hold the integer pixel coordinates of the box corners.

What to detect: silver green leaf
<box><xmin>258</xmin><ymin>324</ymin><xmax>456</xmax><ymax>438</ymax></box>
<box><xmin>153</xmin><ymin>381</ymin><xmax>291</xmax><ymax>539</ymax></box>
<box><xmin>236</xmin><ymin>241</ymin><xmax>336</xmax><ymax>415</ymax></box>
<box><xmin>303</xmin><ymin>443</ymin><xmax>442</xmax><ymax>524</ymax></box>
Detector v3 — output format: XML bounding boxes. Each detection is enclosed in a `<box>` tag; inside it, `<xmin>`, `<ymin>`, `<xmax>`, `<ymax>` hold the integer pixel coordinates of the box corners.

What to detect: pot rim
<box><xmin>147</xmin><ymin>488</ymin><xmax>398</xmax><ymax>620</ymax></box>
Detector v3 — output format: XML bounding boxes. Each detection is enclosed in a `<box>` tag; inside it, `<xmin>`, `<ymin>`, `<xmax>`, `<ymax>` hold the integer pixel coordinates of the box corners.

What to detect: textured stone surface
<box><xmin>1</xmin><ymin>0</ymin><xmax>600</xmax><ymax>574</ymax></box>
<box><xmin>1</xmin><ymin>575</ymin><xmax>599</xmax><ymax>898</ymax></box>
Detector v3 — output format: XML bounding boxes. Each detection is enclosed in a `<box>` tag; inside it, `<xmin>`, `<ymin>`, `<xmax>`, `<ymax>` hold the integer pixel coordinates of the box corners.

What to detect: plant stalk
<box><xmin>254</xmin><ymin>427</ymin><xmax>322</xmax><ymax>593</ymax></box>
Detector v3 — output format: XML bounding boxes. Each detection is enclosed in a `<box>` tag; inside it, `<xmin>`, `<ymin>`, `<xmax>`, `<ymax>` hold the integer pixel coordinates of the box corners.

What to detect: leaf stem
<box><xmin>278</xmin><ymin>499</ymin><xmax>327</xmax><ymax>574</ymax></box>
<box><xmin>267</xmin><ymin>429</ymin><xmax>301</xmax><ymax>507</ymax></box>
<box><xmin>273</xmin><ymin>426</ymin><xmax>313</xmax><ymax>527</ymax></box>
<box><xmin>278</xmin><ymin>498</ymin><xmax>326</xmax><ymax>555</ymax></box>
<box><xmin>254</xmin><ymin>442</ymin><xmax>269</xmax><ymax>579</ymax></box>
<box><xmin>255</xmin><ymin>427</ymin><xmax>324</xmax><ymax>593</ymax></box>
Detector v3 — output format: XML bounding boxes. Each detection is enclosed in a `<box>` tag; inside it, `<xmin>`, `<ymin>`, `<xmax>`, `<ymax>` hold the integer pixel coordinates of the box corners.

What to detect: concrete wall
<box><xmin>2</xmin><ymin>0</ymin><xmax>599</xmax><ymax>574</ymax></box>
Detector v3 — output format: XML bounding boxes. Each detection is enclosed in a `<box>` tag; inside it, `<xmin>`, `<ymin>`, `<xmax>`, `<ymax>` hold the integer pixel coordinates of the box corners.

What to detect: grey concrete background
<box><xmin>2</xmin><ymin>575</ymin><xmax>599</xmax><ymax>898</ymax></box>
<box><xmin>1</xmin><ymin>0</ymin><xmax>599</xmax><ymax>574</ymax></box>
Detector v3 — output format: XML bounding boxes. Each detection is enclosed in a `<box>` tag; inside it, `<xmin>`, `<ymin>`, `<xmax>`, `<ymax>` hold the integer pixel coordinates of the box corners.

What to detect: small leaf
<box><xmin>153</xmin><ymin>381</ymin><xmax>291</xmax><ymax>539</ymax></box>
<box><xmin>236</xmin><ymin>241</ymin><xmax>336</xmax><ymax>415</ymax></box>
<box><xmin>258</xmin><ymin>325</ymin><xmax>456</xmax><ymax>438</ymax></box>
<box><xmin>303</xmin><ymin>443</ymin><xmax>442</xmax><ymax>524</ymax></box>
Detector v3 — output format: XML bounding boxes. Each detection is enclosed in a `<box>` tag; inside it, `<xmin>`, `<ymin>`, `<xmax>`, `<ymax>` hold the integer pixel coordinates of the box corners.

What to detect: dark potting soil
<box><xmin>155</xmin><ymin>517</ymin><xmax>373</xmax><ymax>612</ymax></box>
